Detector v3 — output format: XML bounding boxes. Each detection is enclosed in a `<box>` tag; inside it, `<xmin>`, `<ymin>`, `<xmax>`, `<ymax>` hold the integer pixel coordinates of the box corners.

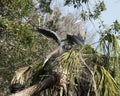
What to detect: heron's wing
<box><xmin>73</xmin><ymin>35</ymin><xmax>85</xmax><ymax>44</ymax></box>
<box><xmin>37</xmin><ymin>28</ymin><xmax>61</xmax><ymax>45</ymax></box>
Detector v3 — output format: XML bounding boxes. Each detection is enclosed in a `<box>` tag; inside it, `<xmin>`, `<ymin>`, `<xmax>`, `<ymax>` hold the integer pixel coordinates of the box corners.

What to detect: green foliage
<box><xmin>81</xmin><ymin>44</ymin><xmax>96</xmax><ymax>54</ymax></box>
<box><xmin>65</xmin><ymin>0</ymin><xmax>89</xmax><ymax>7</ymax></box>
<box><xmin>95</xmin><ymin>66</ymin><xmax>119</xmax><ymax>96</ymax></box>
<box><xmin>57</xmin><ymin>44</ymin><xmax>119</xmax><ymax>96</ymax></box>
<box><xmin>1</xmin><ymin>0</ymin><xmax>34</xmax><ymax>19</ymax></box>
<box><xmin>98</xmin><ymin>22</ymin><xmax>120</xmax><ymax>95</ymax></box>
<box><xmin>100</xmin><ymin>33</ymin><xmax>119</xmax><ymax>55</ymax></box>
<box><xmin>113</xmin><ymin>20</ymin><xmax>120</xmax><ymax>32</ymax></box>
<box><xmin>59</xmin><ymin>49</ymin><xmax>81</xmax><ymax>85</ymax></box>
<box><xmin>80</xmin><ymin>1</ymin><xmax>106</xmax><ymax>20</ymax></box>
<box><xmin>0</xmin><ymin>17</ymin><xmax>34</xmax><ymax>47</ymax></box>
<box><xmin>38</xmin><ymin>0</ymin><xmax>52</xmax><ymax>13</ymax></box>
<box><xmin>0</xmin><ymin>0</ymin><xmax>120</xmax><ymax>96</ymax></box>
<box><xmin>93</xmin><ymin>1</ymin><xmax>106</xmax><ymax>19</ymax></box>
<box><xmin>0</xmin><ymin>16</ymin><xmax>51</xmax><ymax>95</ymax></box>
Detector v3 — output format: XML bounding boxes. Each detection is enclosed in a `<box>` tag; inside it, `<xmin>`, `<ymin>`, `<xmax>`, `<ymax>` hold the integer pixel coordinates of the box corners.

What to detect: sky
<box><xmin>93</xmin><ymin>0</ymin><xmax>120</xmax><ymax>46</ymax></box>
<box><xmin>51</xmin><ymin>0</ymin><xmax>120</xmax><ymax>25</ymax></box>
<box><xmin>101</xmin><ymin>0</ymin><xmax>120</xmax><ymax>25</ymax></box>
<box><xmin>50</xmin><ymin>0</ymin><xmax>120</xmax><ymax>46</ymax></box>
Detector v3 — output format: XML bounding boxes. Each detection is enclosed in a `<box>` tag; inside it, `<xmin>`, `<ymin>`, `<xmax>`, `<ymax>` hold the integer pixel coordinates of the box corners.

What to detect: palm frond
<box><xmin>99</xmin><ymin>33</ymin><xmax>119</xmax><ymax>57</ymax></box>
<box><xmin>11</xmin><ymin>66</ymin><xmax>32</xmax><ymax>84</ymax></box>
<box><xmin>58</xmin><ymin>49</ymin><xmax>81</xmax><ymax>85</ymax></box>
<box><xmin>95</xmin><ymin>66</ymin><xmax>119</xmax><ymax>96</ymax></box>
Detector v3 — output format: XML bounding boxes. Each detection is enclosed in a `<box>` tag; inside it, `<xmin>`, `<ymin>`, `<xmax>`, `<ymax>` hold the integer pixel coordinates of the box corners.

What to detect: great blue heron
<box><xmin>37</xmin><ymin>28</ymin><xmax>85</xmax><ymax>45</ymax></box>
<box><xmin>36</xmin><ymin>28</ymin><xmax>85</xmax><ymax>65</ymax></box>
<box><xmin>37</xmin><ymin>28</ymin><xmax>61</xmax><ymax>45</ymax></box>
<box><xmin>36</xmin><ymin>28</ymin><xmax>86</xmax><ymax>95</ymax></box>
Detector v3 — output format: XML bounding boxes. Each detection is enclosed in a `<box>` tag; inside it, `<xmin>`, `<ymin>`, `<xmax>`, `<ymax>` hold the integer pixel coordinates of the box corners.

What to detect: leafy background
<box><xmin>0</xmin><ymin>0</ymin><xmax>120</xmax><ymax>96</ymax></box>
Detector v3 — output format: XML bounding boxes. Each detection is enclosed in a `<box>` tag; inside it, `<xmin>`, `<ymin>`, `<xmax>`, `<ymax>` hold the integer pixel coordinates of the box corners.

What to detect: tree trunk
<box><xmin>9</xmin><ymin>74</ymin><xmax>58</xmax><ymax>96</ymax></box>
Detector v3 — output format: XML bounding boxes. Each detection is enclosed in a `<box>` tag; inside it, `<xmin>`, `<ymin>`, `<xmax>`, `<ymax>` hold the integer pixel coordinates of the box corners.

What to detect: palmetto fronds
<box><xmin>9</xmin><ymin>45</ymin><xmax>119</xmax><ymax>96</ymax></box>
<box><xmin>58</xmin><ymin>49</ymin><xmax>81</xmax><ymax>84</ymax></box>
<box><xmin>95</xmin><ymin>66</ymin><xmax>119</xmax><ymax>96</ymax></box>
<box><xmin>58</xmin><ymin>45</ymin><xmax>119</xmax><ymax>96</ymax></box>
<box><xmin>100</xmin><ymin>33</ymin><xmax>119</xmax><ymax>56</ymax></box>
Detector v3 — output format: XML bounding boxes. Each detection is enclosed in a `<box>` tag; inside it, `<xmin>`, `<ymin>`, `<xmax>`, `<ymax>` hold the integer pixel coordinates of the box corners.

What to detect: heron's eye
<box><xmin>62</xmin><ymin>44</ymin><xmax>72</xmax><ymax>50</ymax></box>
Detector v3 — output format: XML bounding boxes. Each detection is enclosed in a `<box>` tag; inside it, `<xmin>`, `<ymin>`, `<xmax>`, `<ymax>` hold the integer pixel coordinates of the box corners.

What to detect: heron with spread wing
<box><xmin>36</xmin><ymin>28</ymin><xmax>85</xmax><ymax>65</ymax></box>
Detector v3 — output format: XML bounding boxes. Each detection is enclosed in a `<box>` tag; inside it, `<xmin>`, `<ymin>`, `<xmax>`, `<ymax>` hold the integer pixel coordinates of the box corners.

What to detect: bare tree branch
<box><xmin>10</xmin><ymin>73</ymin><xmax>59</xmax><ymax>96</ymax></box>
